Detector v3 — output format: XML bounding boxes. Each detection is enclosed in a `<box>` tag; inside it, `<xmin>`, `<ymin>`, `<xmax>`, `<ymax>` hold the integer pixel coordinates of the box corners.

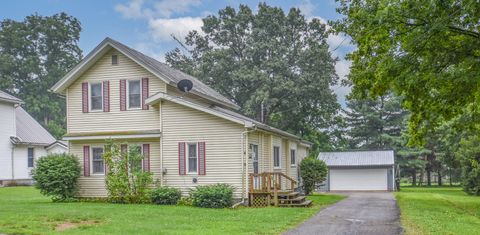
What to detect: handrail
<box><xmin>248</xmin><ymin>172</ymin><xmax>298</xmax><ymax>206</ymax></box>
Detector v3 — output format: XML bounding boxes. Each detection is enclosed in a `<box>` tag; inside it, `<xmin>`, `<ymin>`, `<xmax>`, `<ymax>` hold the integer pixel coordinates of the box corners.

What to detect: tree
<box><xmin>0</xmin><ymin>13</ymin><xmax>82</xmax><ymax>138</ymax></box>
<box><xmin>344</xmin><ymin>93</ymin><xmax>406</xmax><ymax>149</ymax></box>
<box><xmin>333</xmin><ymin>0</ymin><xmax>480</xmax><ymax>144</ymax></box>
<box><xmin>455</xmin><ymin>135</ymin><xmax>480</xmax><ymax>195</ymax></box>
<box><xmin>166</xmin><ymin>3</ymin><xmax>340</xmax><ymax>145</ymax></box>
<box><xmin>299</xmin><ymin>157</ymin><xmax>328</xmax><ymax>195</ymax></box>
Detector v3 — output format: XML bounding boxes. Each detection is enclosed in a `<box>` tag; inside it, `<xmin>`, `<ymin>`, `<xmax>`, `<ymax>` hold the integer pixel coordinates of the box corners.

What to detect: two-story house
<box><xmin>0</xmin><ymin>91</ymin><xmax>67</xmax><ymax>186</ymax></box>
<box><xmin>51</xmin><ymin>38</ymin><xmax>312</xmax><ymax>204</ymax></box>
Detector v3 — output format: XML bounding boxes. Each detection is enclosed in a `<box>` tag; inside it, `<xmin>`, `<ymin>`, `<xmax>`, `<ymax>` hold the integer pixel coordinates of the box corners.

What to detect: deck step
<box><xmin>278</xmin><ymin>200</ymin><xmax>312</xmax><ymax>207</ymax></box>
<box><xmin>279</xmin><ymin>196</ymin><xmax>306</xmax><ymax>202</ymax></box>
<box><xmin>276</xmin><ymin>191</ymin><xmax>299</xmax><ymax>198</ymax></box>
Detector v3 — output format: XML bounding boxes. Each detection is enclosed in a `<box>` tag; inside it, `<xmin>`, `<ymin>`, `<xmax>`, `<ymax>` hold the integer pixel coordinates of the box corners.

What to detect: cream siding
<box><xmin>161</xmin><ymin>101</ymin><xmax>245</xmax><ymax>198</ymax></box>
<box><xmin>66</xmin><ymin>49</ymin><xmax>165</xmax><ymax>134</ymax></box>
<box><xmin>70</xmin><ymin>139</ymin><xmax>160</xmax><ymax>197</ymax></box>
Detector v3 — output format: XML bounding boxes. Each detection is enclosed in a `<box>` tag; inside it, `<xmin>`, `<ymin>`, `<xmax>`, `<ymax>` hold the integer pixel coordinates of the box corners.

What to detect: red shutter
<box><xmin>142</xmin><ymin>144</ymin><xmax>150</xmax><ymax>172</ymax></box>
<box><xmin>178</xmin><ymin>142</ymin><xmax>186</xmax><ymax>175</ymax></box>
<box><xmin>120</xmin><ymin>80</ymin><xmax>126</xmax><ymax>111</ymax></box>
<box><xmin>198</xmin><ymin>142</ymin><xmax>206</xmax><ymax>175</ymax></box>
<box><xmin>83</xmin><ymin>146</ymin><xmax>90</xmax><ymax>176</ymax></box>
<box><xmin>103</xmin><ymin>81</ymin><xmax>110</xmax><ymax>112</ymax></box>
<box><xmin>141</xmin><ymin>77</ymin><xmax>149</xmax><ymax>110</ymax></box>
<box><xmin>82</xmin><ymin>82</ymin><xmax>89</xmax><ymax>113</ymax></box>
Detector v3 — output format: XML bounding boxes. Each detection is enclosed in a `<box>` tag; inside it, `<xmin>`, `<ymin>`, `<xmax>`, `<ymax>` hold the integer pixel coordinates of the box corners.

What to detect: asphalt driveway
<box><xmin>284</xmin><ymin>192</ymin><xmax>403</xmax><ymax>235</ymax></box>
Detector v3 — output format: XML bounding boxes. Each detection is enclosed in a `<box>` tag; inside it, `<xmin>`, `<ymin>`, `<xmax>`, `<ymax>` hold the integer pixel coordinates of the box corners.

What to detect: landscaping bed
<box><xmin>395</xmin><ymin>187</ymin><xmax>480</xmax><ymax>235</ymax></box>
<box><xmin>0</xmin><ymin>187</ymin><xmax>344</xmax><ymax>234</ymax></box>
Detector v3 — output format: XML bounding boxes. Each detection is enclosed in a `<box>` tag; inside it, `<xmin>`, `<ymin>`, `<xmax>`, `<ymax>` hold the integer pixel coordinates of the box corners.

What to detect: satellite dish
<box><xmin>177</xmin><ymin>79</ymin><xmax>193</xmax><ymax>92</ymax></box>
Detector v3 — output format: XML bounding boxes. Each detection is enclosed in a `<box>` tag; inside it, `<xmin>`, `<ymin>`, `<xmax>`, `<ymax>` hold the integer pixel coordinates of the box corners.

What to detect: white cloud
<box><xmin>148</xmin><ymin>17</ymin><xmax>203</xmax><ymax>42</ymax></box>
<box><xmin>152</xmin><ymin>0</ymin><xmax>201</xmax><ymax>18</ymax></box>
<box><xmin>298</xmin><ymin>0</ymin><xmax>315</xmax><ymax>17</ymax></box>
<box><xmin>115</xmin><ymin>0</ymin><xmax>147</xmax><ymax>19</ymax></box>
<box><xmin>115</xmin><ymin>0</ymin><xmax>201</xmax><ymax>19</ymax></box>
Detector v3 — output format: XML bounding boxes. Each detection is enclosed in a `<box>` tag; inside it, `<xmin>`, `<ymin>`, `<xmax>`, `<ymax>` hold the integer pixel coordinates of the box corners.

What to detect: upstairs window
<box><xmin>28</xmin><ymin>147</ymin><xmax>34</xmax><ymax>168</ymax></box>
<box><xmin>273</xmin><ymin>146</ymin><xmax>280</xmax><ymax>168</ymax></box>
<box><xmin>90</xmin><ymin>83</ymin><xmax>103</xmax><ymax>111</ymax></box>
<box><xmin>112</xmin><ymin>55</ymin><xmax>118</xmax><ymax>65</ymax></box>
<box><xmin>128</xmin><ymin>80</ymin><xmax>141</xmax><ymax>109</ymax></box>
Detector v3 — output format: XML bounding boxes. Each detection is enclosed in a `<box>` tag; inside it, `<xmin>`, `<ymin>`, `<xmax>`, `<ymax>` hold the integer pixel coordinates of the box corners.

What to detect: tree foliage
<box><xmin>0</xmin><ymin>13</ymin><xmax>82</xmax><ymax>138</ymax></box>
<box><xmin>166</xmin><ymin>3</ymin><xmax>340</xmax><ymax>143</ymax></box>
<box><xmin>31</xmin><ymin>153</ymin><xmax>81</xmax><ymax>201</ymax></box>
<box><xmin>333</xmin><ymin>0</ymin><xmax>480</xmax><ymax>143</ymax></box>
<box><xmin>103</xmin><ymin>140</ymin><xmax>153</xmax><ymax>203</ymax></box>
<box><xmin>456</xmin><ymin>135</ymin><xmax>480</xmax><ymax>195</ymax></box>
<box><xmin>299</xmin><ymin>157</ymin><xmax>328</xmax><ymax>195</ymax></box>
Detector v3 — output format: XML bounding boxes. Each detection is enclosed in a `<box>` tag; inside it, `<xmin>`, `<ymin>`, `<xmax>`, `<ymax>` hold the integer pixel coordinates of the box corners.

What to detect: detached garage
<box><xmin>318</xmin><ymin>150</ymin><xmax>395</xmax><ymax>191</ymax></box>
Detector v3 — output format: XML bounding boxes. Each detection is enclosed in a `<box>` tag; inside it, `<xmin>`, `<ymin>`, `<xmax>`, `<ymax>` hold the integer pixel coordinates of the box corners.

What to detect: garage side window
<box><xmin>273</xmin><ymin>146</ymin><xmax>280</xmax><ymax>168</ymax></box>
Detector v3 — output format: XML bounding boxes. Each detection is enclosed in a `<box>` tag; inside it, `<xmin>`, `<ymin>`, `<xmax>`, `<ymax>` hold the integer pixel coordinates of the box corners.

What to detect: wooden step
<box><xmin>276</xmin><ymin>191</ymin><xmax>299</xmax><ymax>198</ymax></box>
<box><xmin>279</xmin><ymin>196</ymin><xmax>306</xmax><ymax>203</ymax></box>
<box><xmin>278</xmin><ymin>200</ymin><xmax>312</xmax><ymax>207</ymax></box>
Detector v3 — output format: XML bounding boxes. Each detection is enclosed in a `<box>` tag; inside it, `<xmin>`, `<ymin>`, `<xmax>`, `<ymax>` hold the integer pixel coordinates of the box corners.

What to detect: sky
<box><xmin>0</xmin><ymin>0</ymin><xmax>354</xmax><ymax>106</ymax></box>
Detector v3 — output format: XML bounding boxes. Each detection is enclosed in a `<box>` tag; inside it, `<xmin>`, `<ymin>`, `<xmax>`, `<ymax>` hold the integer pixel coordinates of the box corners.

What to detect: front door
<box><xmin>250</xmin><ymin>144</ymin><xmax>259</xmax><ymax>189</ymax></box>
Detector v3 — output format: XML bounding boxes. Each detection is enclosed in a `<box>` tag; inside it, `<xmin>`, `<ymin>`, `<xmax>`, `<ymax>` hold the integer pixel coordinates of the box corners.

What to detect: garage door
<box><xmin>330</xmin><ymin>168</ymin><xmax>388</xmax><ymax>191</ymax></box>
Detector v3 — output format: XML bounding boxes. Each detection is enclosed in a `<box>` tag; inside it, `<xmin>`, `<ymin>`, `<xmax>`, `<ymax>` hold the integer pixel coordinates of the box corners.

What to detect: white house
<box><xmin>318</xmin><ymin>150</ymin><xmax>395</xmax><ymax>191</ymax></box>
<box><xmin>0</xmin><ymin>91</ymin><xmax>67</xmax><ymax>186</ymax></box>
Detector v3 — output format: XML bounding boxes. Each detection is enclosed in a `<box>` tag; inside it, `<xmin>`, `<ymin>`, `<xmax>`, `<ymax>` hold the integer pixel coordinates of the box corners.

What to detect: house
<box><xmin>0</xmin><ymin>91</ymin><xmax>67</xmax><ymax>186</ymax></box>
<box><xmin>318</xmin><ymin>150</ymin><xmax>395</xmax><ymax>191</ymax></box>
<box><xmin>51</xmin><ymin>37</ymin><xmax>312</xmax><ymax>205</ymax></box>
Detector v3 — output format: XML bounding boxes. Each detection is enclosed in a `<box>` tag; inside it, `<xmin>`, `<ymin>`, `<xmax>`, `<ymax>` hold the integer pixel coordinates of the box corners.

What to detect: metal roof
<box><xmin>318</xmin><ymin>150</ymin><xmax>394</xmax><ymax>167</ymax></box>
<box><xmin>0</xmin><ymin>90</ymin><xmax>23</xmax><ymax>104</ymax></box>
<box><xmin>14</xmin><ymin>106</ymin><xmax>56</xmax><ymax>145</ymax></box>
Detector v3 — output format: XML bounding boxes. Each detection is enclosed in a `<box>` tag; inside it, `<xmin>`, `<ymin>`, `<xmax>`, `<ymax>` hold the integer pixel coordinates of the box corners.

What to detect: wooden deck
<box><xmin>248</xmin><ymin>172</ymin><xmax>311</xmax><ymax>207</ymax></box>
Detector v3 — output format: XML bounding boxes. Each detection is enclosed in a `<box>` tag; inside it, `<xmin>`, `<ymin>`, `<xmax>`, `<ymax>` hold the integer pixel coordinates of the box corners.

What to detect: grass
<box><xmin>0</xmin><ymin>187</ymin><xmax>345</xmax><ymax>235</ymax></box>
<box><xmin>395</xmin><ymin>187</ymin><xmax>480</xmax><ymax>235</ymax></box>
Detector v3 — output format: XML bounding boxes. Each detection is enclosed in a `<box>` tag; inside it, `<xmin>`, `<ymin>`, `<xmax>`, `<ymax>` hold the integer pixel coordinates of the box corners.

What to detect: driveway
<box><xmin>284</xmin><ymin>192</ymin><xmax>403</xmax><ymax>235</ymax></box>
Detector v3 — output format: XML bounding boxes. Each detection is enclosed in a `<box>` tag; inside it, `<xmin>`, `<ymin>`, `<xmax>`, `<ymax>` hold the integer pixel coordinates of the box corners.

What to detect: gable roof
<box><xmin>0</xmin><ymin>90</ymin><xmax>23</xmax><ymax>104</ymax></box>
<box><xmin>318</xmin><ymin>150</ymin><xmax>394</xmax><ymax>167</ymax></box>
<box><xmin>51</xmin><ymin>37</ymin><xmax>239</xmax><ymax>110</ymax></box>
<box><xmin>14</xmin><ymin>106</ymin><xmax>56</xmax><ymax>145</ymax></box>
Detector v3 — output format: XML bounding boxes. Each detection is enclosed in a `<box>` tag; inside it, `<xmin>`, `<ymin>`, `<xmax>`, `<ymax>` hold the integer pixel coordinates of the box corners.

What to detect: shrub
<box><xmin>103</xmin><ymin>140</ymin><xmax>153</xmax><ymax>203</ymax></box>
<box><xmin>191</xmin><ymin>184</ymin><xmax>234</xmax><ymax>208</ymax></box>
<box><xmin>151</xmin><ymin>186</ymin><xmax>182</xmax><ymax>205</ymax></box>
<box><xmin>177</xmin><ymin>197</ymin><xmax>193</xmax><ymax>206</ymax></box>
<box><xmin>299</xmin><ymin>156</ymin><xmax>328</xmax><ymax>195</ymax></box>
<box><xmin>32</xmin><ymin>153</ymin><xmax>81</xmax><ymax>201</ymax></box>
<box><xmin>456</xmin><ymin>136</ymin><xmax>480</xmax><ymax>195</ymax></box>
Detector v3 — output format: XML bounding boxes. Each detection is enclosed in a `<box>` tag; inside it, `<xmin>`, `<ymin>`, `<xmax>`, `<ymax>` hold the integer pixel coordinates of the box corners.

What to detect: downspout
<box><xmin>240</xmin><ymin>126</ymin><xmax>256</xmax><ymax>204</ymax></box>
<box><xmin>11</xmin><ymin>144</ymin><xmax>15</xmax><ymax>180</ymax></box>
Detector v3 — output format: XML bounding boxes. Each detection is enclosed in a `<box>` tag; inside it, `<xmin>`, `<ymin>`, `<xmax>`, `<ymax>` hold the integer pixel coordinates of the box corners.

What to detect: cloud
<box><xmin>297</xmin><ymin>0</ymin><xmax>315</xmax><ymax>17</ymax></box>
<box><xmin>148</xmin><ymin>17</ymin><xmax>203</xmax><ymax>42</ymax></box>
<box><xmin>115</xmin><ymin>0</ymin><xmax>201</xmax><ymax>19</ymax></box>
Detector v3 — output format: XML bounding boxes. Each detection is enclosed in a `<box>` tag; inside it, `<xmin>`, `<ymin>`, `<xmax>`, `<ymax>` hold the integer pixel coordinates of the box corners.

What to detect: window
<box><xmin>90</xmin><ymin>83</ymin><xmax>103</xmax><ymax>111</ymax></box>
<box><xmin>27</xmin><ymin>147</ymin><xmax>34</xmax><ymax>167</ymax></box>
<box><xmin>290</xmin><ymin>149</ymin><xmax>296</xmax><ymax>166</ymax></box>
<box><xmin>187</xmin><ymin>143</ymin><xmax>198</xmax><ymax>173</ymax></box>
<box><xmin>112</xmin><ymin>55</ymin><xmax>118</xmax><ymax>65</ymax></box>
<box><xmin>250</xmin><ymin>144</ymin><xmax>259</xmax><ymax>174</ymax></box>
<box><xmin>128</xmin><ymin>145</ymin><xmax>143</xmax><ymax>172</ymax></box>
<box><xmin>273</xmin><ymin>146</ymin><xmax>280</xmax><ymax>168</ymax></box>
<box><xmin>92</xmin><ymin>147</ymin><xmax>104</xmax><ymax>174</ymax></box>
<box><xmin>128</xmin><ymin>80</ymin><xmax>141</xmax><ymax>109</ymax></box>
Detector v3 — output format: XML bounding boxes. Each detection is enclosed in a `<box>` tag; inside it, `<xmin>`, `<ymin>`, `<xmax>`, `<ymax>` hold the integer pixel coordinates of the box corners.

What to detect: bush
<box><xmin>151</xmin><ymin>186</ymin><xmax>182</xmax><ymax>205</ymax></box>
<box><xmin>177</xmin><ymin>197</ymin><xmax>193</xmax><ymax>206</ymax></box>
<box><xmin>191</xmin><ymin>184</ymin><xmax>234</xmax><ymax>208</ymax></box>
<box><xmin>299</xmin><ymin>156</ymin><xmax>328</xmax><ymax>195</ymax></box>
<box><xmin>456</xmin><ymin>136</ymin><xmax>480</xmax><ymax>196</ymax></box>
<box><xmin>31</xmin><ymin>153</ymin><xmax>81</xmax><ymax>201</ymax></box>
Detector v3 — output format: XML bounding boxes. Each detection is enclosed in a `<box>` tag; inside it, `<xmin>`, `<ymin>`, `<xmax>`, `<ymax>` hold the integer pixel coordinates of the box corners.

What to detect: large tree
<box><xmin>333</xmin><ymin>0</ymin><xmax>480</xmax><ymax>144</ymax></box>
<box><xmin>0</xmin><ymin>13</ymin><xmax>82</xmax><ymax>138</ymax></box>
<box><xmin>166</xmin><ymin>3</ymin><xmax>340</xmax><ymax>145</ymax></box>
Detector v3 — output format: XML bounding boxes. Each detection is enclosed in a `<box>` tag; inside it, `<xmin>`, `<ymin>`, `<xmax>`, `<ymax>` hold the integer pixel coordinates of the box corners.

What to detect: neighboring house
<box><xmin>51</xmin><ymin>37</ymin><xmax>312</xmax><ymax>204</ymax></box>
<box><xmin>318</xmin><ymin>150</ymin><xmax>395</xmax><ymax>191</ymax></box>
<box><xmin>0</xmin><ymin>91</ymin><xmax>67</xmax><ymax>186</ymax></box>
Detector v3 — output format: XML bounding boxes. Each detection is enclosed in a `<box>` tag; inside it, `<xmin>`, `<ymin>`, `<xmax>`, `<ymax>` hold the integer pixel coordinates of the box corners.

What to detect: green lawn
<box><xmin>0</xmin><ymin>187</ymin><xmax>344</xmax><ymax>235</ymax></box>
<box><xmin>395</xmin><ymin>187</ymin><xmax>480</xmax><ymax>235</ymax></box>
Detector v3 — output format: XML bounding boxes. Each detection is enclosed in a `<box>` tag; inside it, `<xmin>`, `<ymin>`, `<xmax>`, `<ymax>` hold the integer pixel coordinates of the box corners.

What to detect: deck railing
<box><xmin>248</xmin><ymin>172</ymin><xmax>297</xmax><ymax>206</ymax></box>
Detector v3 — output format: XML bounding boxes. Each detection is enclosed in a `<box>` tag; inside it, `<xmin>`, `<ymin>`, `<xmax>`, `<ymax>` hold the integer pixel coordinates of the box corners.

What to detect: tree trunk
<box><xmin>438</xmin><ymin>170</ymin><xmax>442</xmax><ymax>186</ymax></box>
<box><xmin>419</xmin><ymin>169</ymin><xmax>424</xmax><ymax>186</ymax></box>
<box><xmin>427</xmin><ymin>169</ymin><xmax>431</xmax><ymax>186</ymax></box>
<box><xmin>412</xmin><ymin>170</ymin><xmax>417</xmax><ymax>186</ymax></box>
<box><xmin>449</xmin><ymin>168</ymin><xmax>452</xmax><ymax>186</ymax></box>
